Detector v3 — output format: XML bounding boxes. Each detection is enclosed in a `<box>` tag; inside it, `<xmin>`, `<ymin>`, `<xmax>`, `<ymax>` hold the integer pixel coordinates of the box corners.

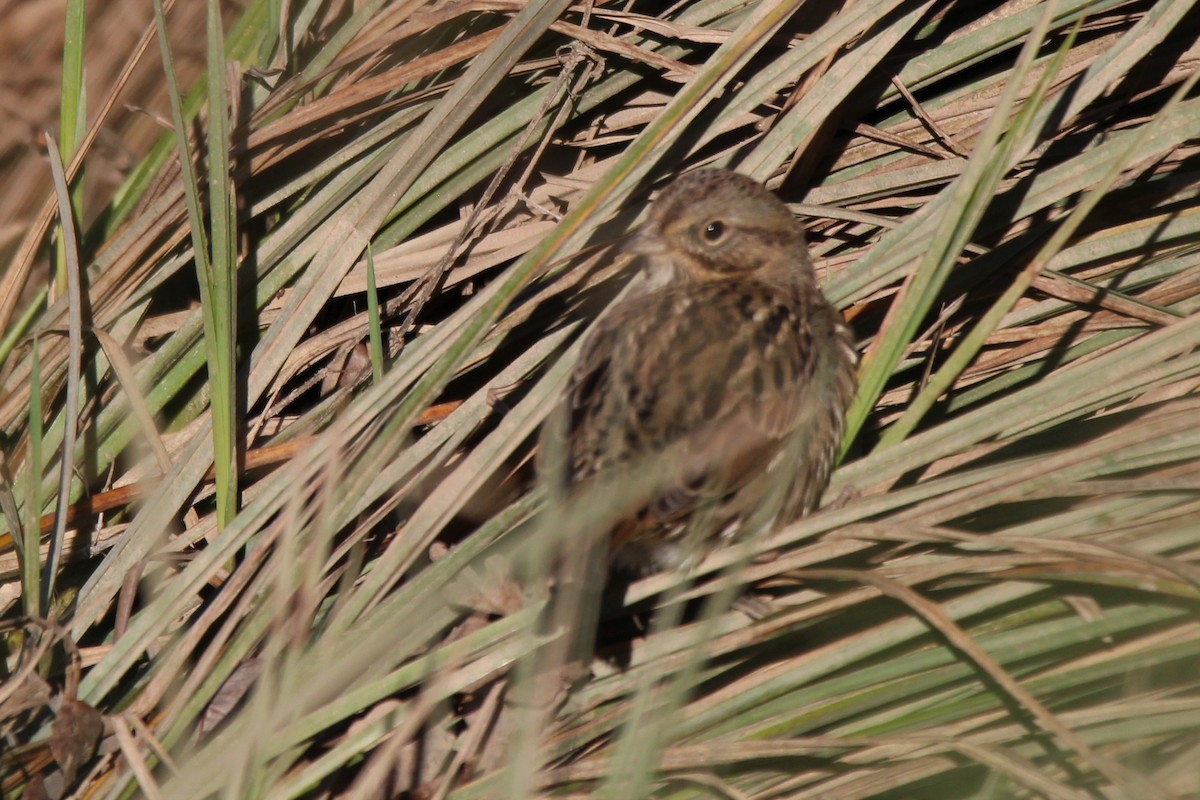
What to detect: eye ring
<box><xmin>702</xmin><ymin>220</ymin><xmax>726</xmax><ymax>243</ymax></box>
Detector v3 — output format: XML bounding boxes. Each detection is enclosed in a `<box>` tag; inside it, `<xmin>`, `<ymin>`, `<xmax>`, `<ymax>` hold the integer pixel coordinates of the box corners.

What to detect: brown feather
<box><xmin>543</xmin><ymin>169</ymin><xmax>857</xmax><ymax>573</ymax></box>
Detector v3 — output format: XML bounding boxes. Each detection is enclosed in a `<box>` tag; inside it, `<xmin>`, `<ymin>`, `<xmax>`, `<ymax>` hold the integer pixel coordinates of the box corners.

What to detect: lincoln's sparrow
<box><xmin>542</xmin><ymin>169</ymin><xmax>857</xmax><ymax>574</ymax></box>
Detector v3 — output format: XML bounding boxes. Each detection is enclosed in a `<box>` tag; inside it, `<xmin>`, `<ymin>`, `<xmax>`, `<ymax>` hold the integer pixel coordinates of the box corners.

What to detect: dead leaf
<box><xmin>50</xmin><ymin>699</ymin><xmax>104</xmax><ymax>786</ymax></box>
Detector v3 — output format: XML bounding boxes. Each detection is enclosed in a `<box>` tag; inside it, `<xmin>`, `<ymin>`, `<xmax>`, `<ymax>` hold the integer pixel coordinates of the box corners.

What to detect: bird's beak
<box><xmin>626</xmin><ymin>221</ymin><xmax>668</xmax><ymax>257</ymax></box>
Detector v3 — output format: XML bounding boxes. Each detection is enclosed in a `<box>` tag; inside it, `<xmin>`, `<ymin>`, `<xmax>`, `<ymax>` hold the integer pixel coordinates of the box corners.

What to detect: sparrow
<box><xmin>541</xmin><ymin>169</ymin><xmax>857</xmax><ymax>574</ymax></box>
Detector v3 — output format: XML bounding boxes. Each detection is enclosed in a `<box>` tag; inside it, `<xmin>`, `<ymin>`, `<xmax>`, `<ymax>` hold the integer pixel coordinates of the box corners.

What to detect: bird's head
<box><xmin>630</xmin><ymin>169</ymin><xmax>813</xmax><ymax>286</ymax></box>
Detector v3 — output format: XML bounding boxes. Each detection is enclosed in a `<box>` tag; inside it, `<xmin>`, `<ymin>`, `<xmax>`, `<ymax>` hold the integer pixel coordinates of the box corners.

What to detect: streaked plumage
<box><xmin>545</xmin><ymin>169</ymin><xmax>857</xmax><ymax>573</ymax></box>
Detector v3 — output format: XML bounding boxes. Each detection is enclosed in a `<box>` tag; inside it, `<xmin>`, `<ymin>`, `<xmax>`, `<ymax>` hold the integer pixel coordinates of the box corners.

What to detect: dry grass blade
<box><xmin>41</xmin><ymin>136</ymin><xmax>85</xmax><ymax>615</ymax></box>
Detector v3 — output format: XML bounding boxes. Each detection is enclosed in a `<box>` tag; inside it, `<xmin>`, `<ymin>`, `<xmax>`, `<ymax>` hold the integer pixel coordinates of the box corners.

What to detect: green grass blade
<box><xmin>21</xmin><ymin>339</ymin><xmax>44</xmax><ymax>618</ymax></box>
<box><xmin>205</xmin><ymin>0</ymin><xmax>240</xmax><ymax>527</ymax></box>
<box><xmin>366</xmin><ymin>244</ymin><xmax>383</xmax><ymax>383</ymax></box>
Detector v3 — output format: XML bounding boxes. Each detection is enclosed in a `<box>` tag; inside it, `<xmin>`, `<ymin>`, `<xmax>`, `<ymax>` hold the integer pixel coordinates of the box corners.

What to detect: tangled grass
<box><xmin>2</xmin><ymin>1</ymin><xmax>1200</xmax><ymax>797</ymax></box>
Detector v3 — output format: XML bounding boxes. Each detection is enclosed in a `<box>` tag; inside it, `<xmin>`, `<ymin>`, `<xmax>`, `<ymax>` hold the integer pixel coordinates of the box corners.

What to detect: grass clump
<box><xmin>2</xmin><ymin>1</ymin><xmax>1200</xmax><ymax>798</ymax></box>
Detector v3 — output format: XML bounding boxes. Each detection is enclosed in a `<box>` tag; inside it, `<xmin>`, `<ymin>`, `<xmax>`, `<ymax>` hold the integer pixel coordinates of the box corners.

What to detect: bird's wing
<box><xmin>564</xmin><ymin>282</ymin><xmax>827</xmax><ymax>523</ymax></box>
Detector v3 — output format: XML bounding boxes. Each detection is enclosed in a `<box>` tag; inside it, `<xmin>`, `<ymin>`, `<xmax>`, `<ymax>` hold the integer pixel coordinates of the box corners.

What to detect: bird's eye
<box><xmin>702</xmin><ymin>220</ymin><xmax>726</xmax><ymax>243</ymax></box>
